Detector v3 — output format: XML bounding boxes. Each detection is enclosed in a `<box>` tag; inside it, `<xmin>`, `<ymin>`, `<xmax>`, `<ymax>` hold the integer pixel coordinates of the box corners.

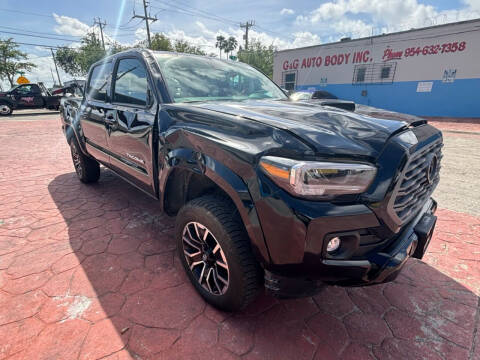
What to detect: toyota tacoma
<box><xmin>60</xmin><ymin>49</ymin><xmax>442</xmax><ymax>311</ymax></box>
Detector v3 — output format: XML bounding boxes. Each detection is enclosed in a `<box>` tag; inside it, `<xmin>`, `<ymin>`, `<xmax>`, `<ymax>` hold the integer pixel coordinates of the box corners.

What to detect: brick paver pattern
<box><xmin>0</xmin><ymin>115</ymin><xmax>479</xmax><ymax>360</ymax></box>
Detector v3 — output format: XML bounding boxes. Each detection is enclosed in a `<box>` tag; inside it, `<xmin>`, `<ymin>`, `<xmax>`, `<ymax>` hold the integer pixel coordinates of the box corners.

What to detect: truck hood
<box><xmin>189</xmin><ymin>100</ymin><xmax>412</xmax><ymax>159</ymax></box>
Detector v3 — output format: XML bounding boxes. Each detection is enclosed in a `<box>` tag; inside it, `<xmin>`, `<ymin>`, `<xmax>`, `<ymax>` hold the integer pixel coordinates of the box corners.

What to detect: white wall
<box><xmin>273</xmin><ymin>20</ymin><xmax>480</xmax><ymax>87</ymax></box>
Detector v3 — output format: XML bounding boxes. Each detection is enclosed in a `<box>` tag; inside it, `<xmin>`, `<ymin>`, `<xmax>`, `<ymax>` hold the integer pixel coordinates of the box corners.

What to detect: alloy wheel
<box><xmin>182</xmin><ymin>221</ymin><xmax>229</xmax><ymax>295</ymax></box>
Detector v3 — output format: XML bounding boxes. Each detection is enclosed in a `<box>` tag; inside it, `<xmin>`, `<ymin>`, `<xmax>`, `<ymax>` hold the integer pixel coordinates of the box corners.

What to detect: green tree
<box><xmin>215</xmin><ymin>35</ymin><xmax>226</xmax><ymax>59</ymax></box>
<box><xmin>224</xmin><ymin>36</ymin><xmax>238</xmax><ymax>60</ymax></box>
<box><xmin>149</xmin><ymin>33</ymin><xmax>173</xmax><ymax>51</ymax></box>
<box><xmin>0</xmin><ymin>38</ymin><xmax>36</xmax><ymax>87</ymax></box>
<box><xmin>225</xmin><ymin>36</ymin><xmax>238</xmax><ymax>59</ymax></box>
<box><xmin>237</xmin><ymin>39</ymin><xmax>276</xmax><ymax>78</ymax></box>
<box><xmin>55</xmin><ymin>33</ymin><xmax>107</xmax><ymax>77</ymax></box>
<box><xmin>174</xmin><ymin>39</ymin><xmax>206</xmax><ymax>55</ymax></box>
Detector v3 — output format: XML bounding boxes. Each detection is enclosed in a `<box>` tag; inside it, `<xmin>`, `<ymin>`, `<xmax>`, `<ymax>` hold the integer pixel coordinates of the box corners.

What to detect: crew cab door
<box><xmin>11</xmin><ymin>84</ymin><xmax>43</xmax><ymax>108</ymax></box>
<box><xmin>106</xmin><ymin>56</ymin><xmax>157</xmax><ymax>196</ymax></box>
<box><xmin>79</xmin><ymin>61</ymin><xmax>113</xmax><ymax>164</ymax></box>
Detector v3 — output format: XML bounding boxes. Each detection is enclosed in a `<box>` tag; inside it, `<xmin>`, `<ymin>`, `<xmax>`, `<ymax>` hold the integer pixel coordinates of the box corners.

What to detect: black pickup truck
<box><xmin>0</xmin><ymin>83</ymin><xmax>61</xmax><ymax>116</ymax></box>
<box><xmin>60</xmin><ymin>49</ymin><xmax>442</xmax><ymax>311</ymax></box>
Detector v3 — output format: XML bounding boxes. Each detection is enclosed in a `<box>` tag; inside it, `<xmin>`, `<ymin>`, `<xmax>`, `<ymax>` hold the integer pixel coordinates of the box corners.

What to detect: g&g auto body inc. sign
<box><xmin>273</xmin><ymin>20</ymin><xmax>479</xmax><ymax>90</ymax></box>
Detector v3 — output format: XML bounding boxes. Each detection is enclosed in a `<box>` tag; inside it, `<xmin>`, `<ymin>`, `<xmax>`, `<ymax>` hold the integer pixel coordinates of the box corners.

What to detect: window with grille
<box><xmin>381</xmin><ymin>66</ymin><xmax>391</xmax><ymax>79</ymax></box>
<box><xmin>352</xmin><ymin>62</ymin><xmax>397</xmax><ymax>85</ymax></box>
<box><xmin>283</xmin><ymin>72</ymin><xmax>296</xmax><ymax>90</ymax></box>
<box><xmin>355</xmin><ymin>67</ymin><xmax>366</xmax><ymax>83</ymax></box>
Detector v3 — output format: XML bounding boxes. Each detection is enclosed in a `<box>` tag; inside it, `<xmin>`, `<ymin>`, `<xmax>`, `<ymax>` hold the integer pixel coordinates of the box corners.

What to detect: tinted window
<box><xmin>113</xmin><ymin>58</ymin><xmax>149</xmax><ymax>106</ymax></box>
<box><xmin>87</xmin><ymin>62</ymin><xmax>111</xmax><ymax>102</ymax></box>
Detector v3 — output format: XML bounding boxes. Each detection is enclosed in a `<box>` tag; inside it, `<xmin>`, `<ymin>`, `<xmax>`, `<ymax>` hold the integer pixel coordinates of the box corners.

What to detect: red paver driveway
<box><xmin>0</xmin><ymin>114</ymin><xmax>479</xmax><ymax>360</ymax></box>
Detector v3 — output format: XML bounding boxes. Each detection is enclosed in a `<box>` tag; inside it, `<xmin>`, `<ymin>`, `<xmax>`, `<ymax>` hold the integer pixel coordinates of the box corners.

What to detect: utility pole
<box><xmin>94</xmin><ymin>17</ymin><xmax>107</xmax><ymax>50</ymax></box>
<box><xmin>50</xmin><ymin>68</ymin><xmax>56</xmax><ymax>86</ymax></box>
<box><xmin>133</xmin><ymin>0</ymin><xmax>157</xmax><ymax>48</ymax></box>
<box><xmin>240</xmin><ymin>20</ymin><xmax>255</xmax><ymax>50</ymax></box>
<box><xmin>50</xmin><ymin>48</ymin><xmax>62</xmax><ymax>87</ymax></box>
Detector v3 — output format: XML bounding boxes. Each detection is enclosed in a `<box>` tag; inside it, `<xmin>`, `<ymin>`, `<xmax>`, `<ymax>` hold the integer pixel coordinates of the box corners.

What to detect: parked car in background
<box><xmin>0</xmin><ymin>83</ymin><xmax>61</xmax><ymax>116</ymax></box>
<box><xmin>60</xmin><ymin>49</ymin><xmax>442</xmax><ymax>311</ymax></box>
<box><xmin>290</xmin><ymin>90</ymin><xmax>356</xmax><ymax>111</ymax></box>
<box><xmin>52</xmin><ymin>80</ymin><xmax>85</xmax><ymax>97</ymax></box>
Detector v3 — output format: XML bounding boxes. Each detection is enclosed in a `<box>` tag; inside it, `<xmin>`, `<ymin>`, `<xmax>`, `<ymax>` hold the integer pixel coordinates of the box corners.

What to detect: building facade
<box><xmin>273</xmin><ymin>19</ymin><xmax>480</xmax><ymax>118</ymax></box>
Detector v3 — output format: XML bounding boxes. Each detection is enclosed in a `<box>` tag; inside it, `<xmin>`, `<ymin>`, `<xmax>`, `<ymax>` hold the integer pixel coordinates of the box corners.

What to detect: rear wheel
<box><xmin>0</xmin><ymin>104</ymin><xmax>12</xmax><ymax>116</ymax></box>
<box><xmin>70</xmin><ymin>138</ymin><xmax>100</xmax><ymax>183</ymax></box>
<box><xmin>176</xmin><ymin>195</ymin><xmax>262</xmax><ymax>311</ymax></box>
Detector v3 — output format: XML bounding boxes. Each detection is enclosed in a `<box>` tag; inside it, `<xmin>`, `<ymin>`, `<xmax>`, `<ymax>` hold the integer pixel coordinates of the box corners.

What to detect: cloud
<box><xmin>26</xmin><ymin>54</ymin><xmax>73</xmax><ymax>87</ymax></box>
<box><xmin>134</xmin><ymin>27</ymin><xmax>147</xmax><ymax>40</ymax></box>
<box><xmin>330</xmin><ymin>18</ymin><xmax>372</xmax><ymax>38</ymax></box>
<box><xmin>296</xmin><ymin>0</ymin><xmax>480</xmax><ymax>39</ymax></box>
<box><xmin>290</xmin><ymin>32</ymin><xmax>321</xmax><ymax>48</ymax></box>
<box><xmin>53</xmin><ymin>13</ymin><xmax>91</xmax><ymax>37</ymax></box>
<box><xmin>280</xmin><ymin>8</ymin><xmax>295</xmax><ymax>16</ymax></box>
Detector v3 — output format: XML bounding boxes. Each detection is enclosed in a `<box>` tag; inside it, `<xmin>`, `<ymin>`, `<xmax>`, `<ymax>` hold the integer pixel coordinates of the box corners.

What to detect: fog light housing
<box><xmin>327</xmin><ymin>237</ymin><xmax>341</xmax><ymax>253</ymax></box>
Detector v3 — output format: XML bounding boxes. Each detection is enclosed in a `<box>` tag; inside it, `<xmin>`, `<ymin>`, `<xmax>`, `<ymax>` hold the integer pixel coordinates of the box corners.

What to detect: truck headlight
<box><xmin>259</xmin><ymin>156</ymin><xmax>376</xmax><ymax>197</ymax></box>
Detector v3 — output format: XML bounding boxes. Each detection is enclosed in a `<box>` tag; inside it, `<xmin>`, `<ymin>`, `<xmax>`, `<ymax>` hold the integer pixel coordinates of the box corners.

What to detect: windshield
<box><xmin>8</xmin><ymin>85</ymin><xmax>21</xmax><ymax>92</ymax></box>
<box><xmin>155</xmin><ymin>53</ymin><xmax>287</xmax><ymax>103</ymax></box>
<box><xmin>290</xmin><ymin>92</ymin><xmax>312</xmax><ymax>101</ymax></box>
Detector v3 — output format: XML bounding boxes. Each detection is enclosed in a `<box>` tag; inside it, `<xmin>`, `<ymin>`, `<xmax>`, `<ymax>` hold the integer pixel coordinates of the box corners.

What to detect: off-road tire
<box><xmin>176</xmin><ymin>195</ymin><xmax>262</xmax><ymax>311</ymax></box>
<box><xmin>70</xmin><ymin>137</ymin><xmax>100</xmax><ymax>183</ymax></box>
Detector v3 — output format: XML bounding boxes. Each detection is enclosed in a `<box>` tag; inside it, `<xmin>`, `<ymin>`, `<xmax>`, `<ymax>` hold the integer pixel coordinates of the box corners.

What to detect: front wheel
<box><xmin>176</xmin><ymin>195</ymin><xmax>262</xmax><ymax>311</ymax></box>
<box><xmin>0</xmin><ymin>104</ymin><xmax>12</xmax><ymax>116</ymax></box>
<box><xmin>70</xmin><ymin>138</ymin><xmax>100</xmax><ymax>183</ymax></box>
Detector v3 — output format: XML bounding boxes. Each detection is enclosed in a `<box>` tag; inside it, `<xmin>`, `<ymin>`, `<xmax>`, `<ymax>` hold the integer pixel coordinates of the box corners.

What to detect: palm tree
<box><xmin>215</xmin><ymin>35</ymin><xmax>226</xmax><ymax>59</ymax></box>
<box><xmin>225</xmin><ymin>36</ymin><xmax>238</xmax><ymax>60</ymax></box>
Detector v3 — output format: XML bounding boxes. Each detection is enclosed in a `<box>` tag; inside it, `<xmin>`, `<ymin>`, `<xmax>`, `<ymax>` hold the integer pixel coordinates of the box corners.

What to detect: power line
<box><xmin>149</xmin><ymin>1</ymin><xmax>294</xmax><ymax>43</ymax></box>
<box><xmin>0</xmin><ymin>30</ymin><xmax>83</xmax><ymax>43</ymax></box>
<box><xmin>0</xmin><ymin>8</ymin><xmax>91</xmax><ymax>24</ymax></box>
<box><xmin>174</xmin><ymin>0</ymin><xmax>239</xmax><ymax>25</ymax></box>
<box><xmin>151</xmin><ymin>0</ymin><xmax>238</xmax><ymax>26</ymax></box>
<box><xmin>11</xmin><ymin>41</ymin><xmax>107</xmax><ymax>54</ymax></box>
<box><xmin>0</xmin><ymin>25</ymin><xmax>82</xmax><ymax>39</ymax></box>
<box><xmin>149</xmin><ymin>3</ymin><xmax>237</xmax><ymax>26</ymax></box>
<box><xmin>0</xmin><ymin>8</ymin><xmax>54</xmax><ymax>18</ymax></box>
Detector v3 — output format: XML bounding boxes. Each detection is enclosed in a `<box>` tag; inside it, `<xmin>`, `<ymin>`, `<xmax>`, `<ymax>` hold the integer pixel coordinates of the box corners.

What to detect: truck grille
<box><xmin>392</xmin><ymin>139</ymin><xmax>443</xmax><ymax>224</ymax></box>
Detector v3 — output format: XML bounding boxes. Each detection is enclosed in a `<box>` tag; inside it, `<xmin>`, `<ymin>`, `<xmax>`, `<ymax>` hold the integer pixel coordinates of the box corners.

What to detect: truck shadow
<box><xmin>48</xmin><ymin>171</ymin><xmax>479</xmax><ymax>359</ymax></box>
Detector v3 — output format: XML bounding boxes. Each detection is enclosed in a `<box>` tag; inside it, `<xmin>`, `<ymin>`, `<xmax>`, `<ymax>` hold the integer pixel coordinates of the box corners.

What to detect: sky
<box><xmin>0</xmin><ymin>0</ymin><xmax>479</xmax><ymax>89</ymax></box>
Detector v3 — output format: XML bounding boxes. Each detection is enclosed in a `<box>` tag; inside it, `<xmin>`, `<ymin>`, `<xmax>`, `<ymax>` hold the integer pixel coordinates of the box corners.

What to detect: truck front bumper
<box><xmin>264</xmin><ymin>198</ymin><xmax>437</xmax><ymax>298</ymax></box>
